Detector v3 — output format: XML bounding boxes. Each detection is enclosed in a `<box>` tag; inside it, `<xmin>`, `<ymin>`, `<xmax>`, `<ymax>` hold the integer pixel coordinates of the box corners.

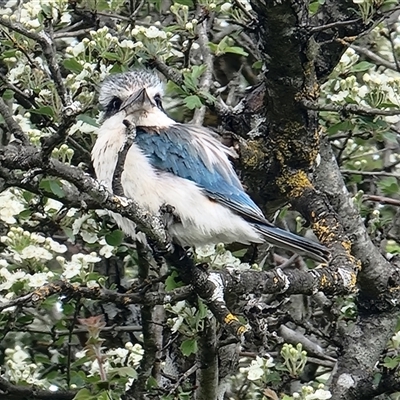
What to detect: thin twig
<box><xmin>302</xmin><ymin>99</ymin><xmax>400</xmax><ymax>117</ymax></box>
<box><xmin>168</xmin><ymin>364</ymin><xmax>199</xmax><ymax>395</ymax></box>
<box><xmin>341</xmin><ymin>169</ymin><xmax>400</xmax><ymax>177</ymax></box>
<box><xmin>17</xmin><ymin>324</ymin><xmax>143</xmax><ymax>336</ymax></box>
<box><xmin>363</xmin><ymin>194</ymin><xmax>400</xmax><ymax>206</ymax></box>
<box><xmin>232</xmin><ymin>0</ymin><xmax>257</xmax><ymax>24</ymax></box>
<box><xmin>0</xmin><ymin>281</ymin><xmax>192</xmax><ymax>312</ymax></box>
<box><xmin>0</xmin><ymin>18</ymin><xmax>68</xmax><ymax>106</ymax></box>
<box><xmin>152</xmin><ymin>58</ymin><xmax>184</xmax><ymax>86</ymax></box>
<box><xmin>351</xmin><ymin>44</ymin><xmax>398</xmax><ymax>71</ymax></box>
<box><xmin>0</xmin><ymin>96</ymin><xmax>29</xmax><ymax>144</ymax></box>
<box><xmin>191</xmin><ymin>10</ymin><xmax>214</xmax><ymax>125</ymax></box>
<box><xmin>112</xmin><ymin>119</ymin><xmax>136</xmax><ymax>196</ymax></box>
<box><xmin>310</xmin><ymin>18</ymin><xmax>361</xmax><ymax>33</ymax></box>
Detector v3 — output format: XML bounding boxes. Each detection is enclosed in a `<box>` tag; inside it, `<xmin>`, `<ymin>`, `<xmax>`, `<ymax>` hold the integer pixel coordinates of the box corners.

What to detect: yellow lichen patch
<box><xmin>224</xmin><ymin>313</ymin><xmax>239</xmax><ymax>324</ymax></box>
<box><xmin>237</xmin><ymin>325</ymin><xmax>248</xmax><ymax>335</ymax></box>
<box><xmin>240</xmin><ymin>140</ymin><xmax>265</xmax><ymax>169</ymax></box>
<box><xmin>319</xmin><ymin>273</ymin><xmax>330</xmax><ymax>288</ymax></box>
<box><xmin>312</xmin><ymin>220</ymin><xmax>336</xmax><ymax>243</ymax></box>
<box><xmin>34</xmin><ymin>283</ymin><xmax>57</xmax><ymax>299</ymax></box>
<box><xmin>350</xmin><ymin>272</ymin><xmax>357</xmax><ymax>288</ymax></box>
<box><xmin>311</xmin><ymin>83</ymin><xmax>320</xmax><ymax>99</ymax></box>
<box><xmin>276</xmin><ymin>170</ymin><xmax>313</xmax><ymax>199</ymax></box>
<box><xmin>341</xmin><ymin>241</ymin><xmax>352</xmax><ymax>253</ymax></box>
<box><xmin>340</xmin><ymin>241</ymin><xmax>361</xmax><ymax>269</ymax></box>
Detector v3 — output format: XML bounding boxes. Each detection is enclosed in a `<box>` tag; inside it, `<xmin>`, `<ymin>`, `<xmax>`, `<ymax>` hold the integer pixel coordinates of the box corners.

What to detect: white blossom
<box><xmin>0</xmin><ymin>190</ymin><xmax>25</xmax><ymax>224</ymax></box>
<box><xmin>62</xmin><ymin>260</ymin><xmax>82</xmax><ymax>279</ymax></box>
<box><xmin>305</xmin><ymin>389</ymin><xmax>332</xmax><ymax>400</ymax></box>
<box><xmin>195</xmin><ymin>244</ymin><xmax>216</xmax><ymax>258</ymax></box>
<box><xmin>20</xmin><ymin>245</ymin><xmax>53</xmax><ymax>261</ymax></box>
<box><xmin>212</xmin><ymin>250</ymin><xmax>241</xmax><ymax>268</ymax></box>
<box><xmin>220</xmin><ymin>3</ymin><xmax>232</xmax><ymax>12</ymax></box>
<box><xmin>0</xmin><ymin>269</ymin><xmax>27</xmax><ymax>290</ymax></box>
<box><xmin>28</xmin><ymin>272</ymin><xmax>53</xmax><ymax>288</ymax></box>
<box><xmin>239</xmin><ymin>356</ymin><xmax>275</xmax><ymax>381</ymax></box>
<box><xmin>392</xmin><ymin>331</ymin><xmax>400</xmax><ymax>348</ymax></box>
<box><xmin>46</xmin><ymin>239</ymin><xmax>67</xmax><ymax>253</ymax></box>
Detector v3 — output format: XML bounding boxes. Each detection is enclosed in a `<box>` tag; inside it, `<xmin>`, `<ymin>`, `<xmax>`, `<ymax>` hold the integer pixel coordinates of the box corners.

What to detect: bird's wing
<box><xmin>135</xmin><ymin>124</ymin><xmax>270</xmax><ymax>224</ymax></box>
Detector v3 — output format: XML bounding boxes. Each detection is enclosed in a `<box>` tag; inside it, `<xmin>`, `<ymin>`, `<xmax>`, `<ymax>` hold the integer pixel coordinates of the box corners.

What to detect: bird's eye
<box><xmin>109</xmin><ymin>97</ymin><xmax>122</xmax><ymax>112</ymax></box>
<box><xmin>154</xmin><ymin>94</ymin><xmax>163</xmax><ymax>110</ymax></box>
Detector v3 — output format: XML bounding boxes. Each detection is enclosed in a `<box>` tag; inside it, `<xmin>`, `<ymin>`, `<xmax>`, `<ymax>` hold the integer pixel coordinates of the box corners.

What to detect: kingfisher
<box><xmin>91</xmin><ymin>69</ymin><xmax>330</xmax><ymax>263</ymax></box>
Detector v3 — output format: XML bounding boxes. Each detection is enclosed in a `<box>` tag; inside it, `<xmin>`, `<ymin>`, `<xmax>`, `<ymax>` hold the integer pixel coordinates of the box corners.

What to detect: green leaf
<box><xmin>326</xmin><ymin>120</ymin><xmax>354</xmax><ymax>135</ymax></box>
<box><xmin>309</xmin><ymin>1</ymin><xmax>320</xmax><ymax>14</ymax></box>
<box><xmin>383</xmin><ymin>356</ymin><xmax>400</xmax><ymax>369</ymax></box>
<box><xmin>29</xmin><ymin>106</ymin><xmax>55</xmax><ymax>118</ymax></box>
<box><xmin>208</xmin><ymin>42</ymin><xmax>218</xmax><ymax>53</ymax></box>
<box><xmin>197</xmin><ymin>298</ymin><xmax>207</xmax><ymax>320</ymax></box>
<box><xmin>252</xmin><ymin>60</ymin><xmax>263</xmax><ymax>69</ymax></box>
<box><xmin>18</xmin><ymin>209</ymin><xmax>32</xmax><ymax>219</ymax></box>
<box><xmin>180</xmin><ymin>338</ymin><xmax>198</xmax><ymax>356</ymax></box>
<box><xmin>165</xmin><ymin>270</ymin><xmax>184</xmax><ymax>291</ymax></box>
<box><xmin>184</xmin><ymin>95</ymin><xmax>202</xmax><ymax>110</ymax></box>
<box><xmin>39</xmin><ymin>179</ymin><xmax>65</xmax><ymax>198</ymax></box>
<box><xmin>174</xmin><ymin>0</ymin><xmax>193</xmax><ymax>4</ymax></box>
<box><xmin>232</xmin><ymin>248</ymin><xmax>248</xmax><ymax>258</ymax></box>
<box><xmin>2</xmin><ymin>89</ymin><xmax>14</xmax><ymax>100</ymax></box>
<box><xmin>16</xmin><ymin>315</ymin><xmax>34</xmax><ymax>325</ymax></box>
<box><xmin>351</xmin><ymin>61</ymin><xmax>374</xmax><ymax>72</ymax></box>
<box><xmin>77</xmin><ymin>114</ymin><xmax>99</xmax><ymax>127</ymax></box>
<box><xmin>377</xmin><ymin>177</ymin><xmax>399</xmax><ymax>196</ymax></box>
<box><xmin>63</xmin><ymin>58</ymin><xmax>83</xmax><ymax>73</ymax></box>
<box><xmin>1</xmin><ymin>49</ymin><xmax>17</xmax><ymax>58</ymax></box>
<box><xmin>102</xmin><ymin>52</ymin><xmax>120</xmax><ymax>61</ymax></box>
<box><xmin>109</xmin><ymin>63</ymin><xmax>125</xmax><ymax>74</ymax></box>
<box><xmin>191</xmin><ymin>65</ymin><xmax>206</xmax><ymax>81</ymax></box>
<box><xmin>105</xmin><ymin>229</ymin><xmax>124</xmax><ymax>246</ymax></box>
<box><xmin>73</xmin><ymin>388</ymin><xmax>93</xmax><ymax>400</ymax></box>
<box><xmin>224</xmin><ymin>46</ymin><xmax>248</xmax><ymax>56</ymax></box>
<box><xmin>147</xmin><ymin>375</ymin><xmax>158</xmax><ymax>389</ymax></box>
<box><xmin>22</xmin><ymin>190</ymin><xmax>34</xmax><ymax>202</ymax></box>
<box><xmin>96</xmin><ymin>0</ymin><xmax>110</xmax><ymax>11</ymax></box>
<box><xmin>110</xmin><ymin>366</ymin><xmax>137</xmax><ymax>379</ymax></box>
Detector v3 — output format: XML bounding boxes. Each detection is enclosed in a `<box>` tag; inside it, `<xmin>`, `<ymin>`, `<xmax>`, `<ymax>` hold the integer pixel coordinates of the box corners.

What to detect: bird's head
<box><xmin>99</xmin><ymin>69</ymin><xmax>170</xmax><ymax>127</ymax></box>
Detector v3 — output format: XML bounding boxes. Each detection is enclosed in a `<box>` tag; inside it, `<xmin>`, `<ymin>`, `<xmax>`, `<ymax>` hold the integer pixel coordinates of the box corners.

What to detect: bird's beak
<box><xmin>120</xmin><ymin>88</ymin><xmax>152</xmax><ymax>112</ymax></box>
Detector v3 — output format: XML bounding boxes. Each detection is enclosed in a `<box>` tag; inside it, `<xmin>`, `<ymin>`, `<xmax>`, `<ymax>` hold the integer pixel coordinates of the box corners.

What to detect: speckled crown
<box><xmin>99</xmin><ymin>69</ymin><xmax>164</xmax><ymax>108</ymax></box>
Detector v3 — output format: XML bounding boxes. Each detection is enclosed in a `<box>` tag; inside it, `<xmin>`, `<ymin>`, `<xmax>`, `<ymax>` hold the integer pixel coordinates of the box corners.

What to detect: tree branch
<box><xmin>0</xmin><ymin>377</ymin><xmax>76</xmax><ymax>400</ymax></box>
<box><xmin>0</xmin><ymin>97</ymin><xmax>29</xmax><ymax>145</ymax></box>
<box><xmin>303</xmin><ymin>99</ymin><xmax>400</xmax><ymax>117</ymax></box>
<box><xmin>191</xmin><ymin>10</ymin><xmax>214</xmax><ymax>126</ymax></box>
<box><xmin>0</xmin><ymin>18</ymin><xmax>68</xmax><ymax>106</ymax></box>
<box><xmin>351</xmin><ymin>43</ymin><xmax>398</xmax><ymax>71</ymax></box>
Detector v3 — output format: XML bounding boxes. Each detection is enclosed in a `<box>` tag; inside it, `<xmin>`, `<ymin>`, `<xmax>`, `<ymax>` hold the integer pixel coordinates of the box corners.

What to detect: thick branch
<box><xmin>0</xmin><ymin>143</ymin><xmax>170</xmax><ymax>247</ymax></box>
<box><xmin>315</xmin><ymin>138</ymin><xmax>400</xmax><ymax>301</ymax></box>
<box><xmin>0</xmin><ymin>377</ymin><xmax>76</xmax><ymax>400</ymax></box>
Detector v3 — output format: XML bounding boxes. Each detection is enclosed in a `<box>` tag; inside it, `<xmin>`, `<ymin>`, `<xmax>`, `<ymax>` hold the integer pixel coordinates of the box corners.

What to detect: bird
<box><xmin>91</xmin><ymin>69</ymin><xmax>330</xmax><ymax>263</ymax></box>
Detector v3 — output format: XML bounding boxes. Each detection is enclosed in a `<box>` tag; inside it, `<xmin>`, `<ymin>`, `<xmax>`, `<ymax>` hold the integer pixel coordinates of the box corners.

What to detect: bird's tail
<box><xmin>253</xmin><ymin>224</ymin><xmax>330</xmax><ymax>263</ymax></box>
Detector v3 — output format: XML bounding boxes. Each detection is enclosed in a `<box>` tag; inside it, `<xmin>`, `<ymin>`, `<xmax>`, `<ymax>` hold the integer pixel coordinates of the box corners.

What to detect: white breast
<box><xmin>91</xmin><ymin>113</ymin><xmax>262</xmax><ymax>246</ymax></box>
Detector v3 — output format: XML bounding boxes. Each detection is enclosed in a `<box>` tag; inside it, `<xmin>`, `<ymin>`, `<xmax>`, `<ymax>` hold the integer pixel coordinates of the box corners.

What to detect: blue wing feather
<box><xmin>135</xmin><ymin>125</ymin><xmax>268</xmax><ymax>223</ymax></box>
